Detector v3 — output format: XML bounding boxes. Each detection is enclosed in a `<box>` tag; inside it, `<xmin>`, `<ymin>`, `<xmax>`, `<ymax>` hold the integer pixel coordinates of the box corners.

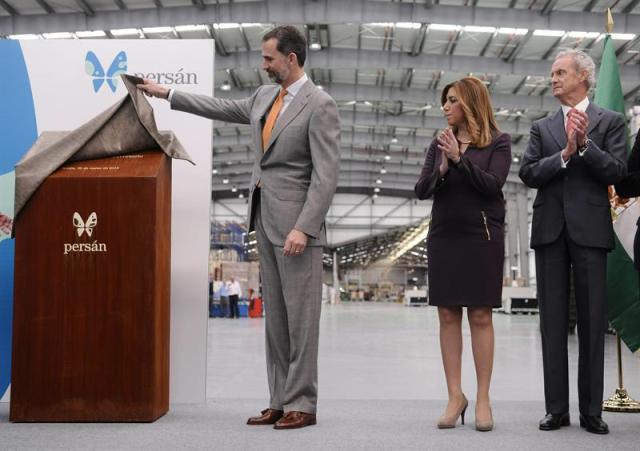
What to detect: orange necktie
<box><xmin>262</xmin><ymin>88</ymin><xmax>288</xmax><ymax>151</ymax></box>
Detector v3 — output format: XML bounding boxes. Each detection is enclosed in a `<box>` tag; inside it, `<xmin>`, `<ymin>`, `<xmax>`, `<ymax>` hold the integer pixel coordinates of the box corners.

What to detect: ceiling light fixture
<box><xmin>142</xmin><ymin>27</ymin><xmax>173</xmax><ymax>34</ymax></box>
<box><xmin>567</xmin><ymin>31</ymin><xmax>600</xmax><ymax>39</ymax></box>
<box><xmin>43</xmin><ymin>32</ymin><xmax>75</xmax><ymax>39</ymax></box>
<box><xmin>429</xmin><ymin>24</ymin><xmax>461</xmax><ymax>32</ymax></box>
<box><xmin>216</xmin><ymin>23</ymin><xmax>241</xmax><ymax>29</ymax></box>
<box><xmin>75</xmin><ymin>30</ymin><xmax>106</xmax><ymax>38</ymax></box>
<box><xmin>175</xmin><ymin>25</ymin><xmax>208</xmax><ymax>32</ymax></box>
<box><xmin>464</xmin><ymin>26</ymin><xmax>496</xmax><ymax>33</ymax></box>
<box><xmin>533</xmin><ymin>29</ymin><xmax>565</xmax><ymax>37</ymax></box>
<box><xmin>395</xmin><ymin>22</ymin><xmax>422</xmax><ymax>29</ymax></box>
<box><xmin>110</xmin><ymin>28</ymin><xmax>141</xmax><ymax>36</ymax></box>
<box><xmin>388</xmin><ymin>218</ymin><xmax>431</xmax><ymax>262</ymax></box>
<box><xmin>8</xmin><ymin>34</ymin><xmax>41</xmax><ymax>40</ymax></box>
<box><xmin>368</xmin><ymin>22</ymin><xmax>395</xmax><ymax>27</ymax></box>
<box><xmin>611</xmin><ymin>33</ymin><xmax>637</xmax><ymax>41</ymax></box>
<box><xmin>498</xmin><ymin>27</ymin><xmax>528</xmax><ymax>36</ymax></box>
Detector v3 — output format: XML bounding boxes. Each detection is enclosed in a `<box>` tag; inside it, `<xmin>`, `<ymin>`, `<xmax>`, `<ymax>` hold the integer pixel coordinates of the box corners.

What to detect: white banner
<box><xmin>1</xmin><ymin>40</ymin><xmax>213</xmax><ymax>403</ymax></box>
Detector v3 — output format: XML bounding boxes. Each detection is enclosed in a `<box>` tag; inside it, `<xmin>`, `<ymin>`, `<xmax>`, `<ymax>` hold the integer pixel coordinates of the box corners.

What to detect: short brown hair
<box><xmin>440</xmin><ymin>77</ymin><xmax>500</xmax><ymax>148</ymax></box>
<box><xmin>262</xmin><ymin>25</ymin><xmax>307</xmax><ymax>67</ymax></box>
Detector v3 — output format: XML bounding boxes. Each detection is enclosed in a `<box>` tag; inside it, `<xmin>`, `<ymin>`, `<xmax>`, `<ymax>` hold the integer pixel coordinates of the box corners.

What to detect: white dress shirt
<box><xmin>279</xmin><ymin>73</ymin><xmax>308</xmax><ymax>115</ymax></box>
<box><xmin>560</xmin><ymin>96</ymin><xmax>590</xmax><ymax>168</ymax></box>
<box><xmin>228</xmin><ymin>280</ymin><xmax>242</xmax><ymax>297</ymax></box>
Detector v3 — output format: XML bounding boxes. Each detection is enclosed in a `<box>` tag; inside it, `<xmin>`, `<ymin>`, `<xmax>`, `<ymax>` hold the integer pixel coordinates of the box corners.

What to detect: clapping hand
<box><xmin>437</xmin><ymin>128</ymin><xmax>461</xmax><ymax>163</ymax></box>
<box><xmin>562</xmin><ymin>128</ymin><xmax>578</xmax><ymax>162</ymax></box>
<box><xmin>567</xmin><ymin>109</ymin><xmax>589</xmax><ymax>148</ymax></box>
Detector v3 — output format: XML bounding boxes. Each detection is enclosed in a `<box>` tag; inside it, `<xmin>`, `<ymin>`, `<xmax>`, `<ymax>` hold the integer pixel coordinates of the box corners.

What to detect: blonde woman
<box><xmin>415</xmin><ymin>77</ymin><xmax>511</xmax><ymax>432</ymax></box>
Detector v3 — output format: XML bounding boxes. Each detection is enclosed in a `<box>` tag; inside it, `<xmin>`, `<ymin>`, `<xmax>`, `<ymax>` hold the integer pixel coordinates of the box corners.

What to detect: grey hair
<box><xmin>554</xmin><ymin>49</ymin><xmax>596</xmax><ymax>90</ymax></box>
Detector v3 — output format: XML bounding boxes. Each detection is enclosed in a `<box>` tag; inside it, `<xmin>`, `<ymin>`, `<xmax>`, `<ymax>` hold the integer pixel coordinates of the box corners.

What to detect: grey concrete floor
<box><xmin>2</xmin><ymin>303</ymin><xmax>640</xmax><ymax>450</ymax></box>
<box><xmin>208</xmin><ymin>302</ymin><xmax>640</xmax><ymax>403</ymax></box>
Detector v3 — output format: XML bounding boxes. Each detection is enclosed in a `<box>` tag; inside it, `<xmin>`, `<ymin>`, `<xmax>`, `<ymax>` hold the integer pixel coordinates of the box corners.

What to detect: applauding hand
<box><xmin>561</xmin><ymin>128</ymin><xmax>578</xmax><ymax>162</ymax></box>
<box><xmin>437</xmin><ymin>128</ymin><xmax>461</xmax><ymax>163</ymax></box>
<box><xmin>567</xmin><ymin>109</ymin><xmax>589</xmax><ymax>148</ymax></box>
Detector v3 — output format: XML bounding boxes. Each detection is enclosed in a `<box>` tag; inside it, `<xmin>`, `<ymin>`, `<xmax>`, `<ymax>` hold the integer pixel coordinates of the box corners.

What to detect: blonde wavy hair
<box><xmin>440</xmin><ymin>77</ymin><xmax>500</xmax><ymax>148</ymax></box>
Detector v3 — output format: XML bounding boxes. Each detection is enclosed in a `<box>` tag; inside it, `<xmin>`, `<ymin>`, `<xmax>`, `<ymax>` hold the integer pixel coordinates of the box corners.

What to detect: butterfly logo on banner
<box><xmin>84</xmin><ymin>51</ymin><xmax>128</xmax><ymax>93</ymax></box>
<box><xmin>73</xmin><ymin>212</ymin><xmax>98</xmax><ymax>237</ymax></box>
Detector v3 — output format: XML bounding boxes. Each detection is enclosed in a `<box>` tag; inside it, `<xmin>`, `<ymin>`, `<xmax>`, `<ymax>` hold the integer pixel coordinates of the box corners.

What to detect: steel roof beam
<box><xmin>217</xmin><ymin>83</ymin><xmax>560</xmax><ymax>112</ymax></box>
<box><xmin>2</xmin><ymin>1</ymin><xmax>639</xmax><ymax>37</ymax></box>
<box><xmin>216</xmin><ymin>49</ymin><xmax>640</xmax><ymax>86</ymax></box>
<box><xmin>0</xmin><ymin>0</ymin><xmax>18</xmax><ymax>16</ymax></box>
<box><xmin>35</xmin><ymin>0</ymin><xmax>55</xmax><ymax>14</ymax></box>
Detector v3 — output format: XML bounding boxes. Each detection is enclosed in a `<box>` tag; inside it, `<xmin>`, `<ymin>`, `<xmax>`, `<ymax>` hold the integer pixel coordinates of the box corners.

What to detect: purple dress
<box><xmin>415</xmin><ymin>133</ymin><xmax>512</xmax><ymax>307</ymax></box>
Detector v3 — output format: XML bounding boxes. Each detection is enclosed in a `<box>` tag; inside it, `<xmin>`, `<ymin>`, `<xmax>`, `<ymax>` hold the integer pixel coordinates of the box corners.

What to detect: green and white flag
<box><xmin>595</xmin><ymin>34</ymin><xmax>640</xmax><ymax>354</ymax></box>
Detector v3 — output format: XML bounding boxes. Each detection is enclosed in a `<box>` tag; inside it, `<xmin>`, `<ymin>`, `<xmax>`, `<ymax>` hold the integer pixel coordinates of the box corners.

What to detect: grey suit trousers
<box><xmin>254</xmin><ymin>191</ymin><xmax>323</xmax><ymax>414</ymax></box>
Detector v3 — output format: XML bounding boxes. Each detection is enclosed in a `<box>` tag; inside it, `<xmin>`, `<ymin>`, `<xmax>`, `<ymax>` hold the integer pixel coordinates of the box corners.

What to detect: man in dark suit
<box><xmin>519</xmin><ymin>49</ymin><xmax>627</xmax><ymax>435</ymax></box>
<box><xmin>614</xmin><ymin>133</ymin><xmax>640</xmax><ymax>267</ymax></box>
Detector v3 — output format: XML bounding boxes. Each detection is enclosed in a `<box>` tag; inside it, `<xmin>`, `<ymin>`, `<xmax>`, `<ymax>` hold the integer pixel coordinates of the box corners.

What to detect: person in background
<box><xmin>415</xmin><ymin>77</ymin><xmax>511</xmax><ymax>432</ymax></box>
<box><xmin>519</xmin><ymin>49</ymin><xmax>627</xmax><ymax>435</ymax></box>
<box><xmin>219</xmin><ymin>279</ymin><xmax>230</xmax><ymax>319</ymax></box>
<box><xmin>228</xmin><ymin>276</ymin><xmax>242</xmax><ymax>319</ymax></box>
<box><xmin>209</xmin><ymin>280</ymin><xmax>215</xmax><ymax>318</ymax></box>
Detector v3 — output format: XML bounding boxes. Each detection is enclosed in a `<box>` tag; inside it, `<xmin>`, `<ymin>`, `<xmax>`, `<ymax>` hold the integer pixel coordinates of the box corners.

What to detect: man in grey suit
<box><xmin>138</xmin><ymin>25</ymin><xmax>340</xmax><ymax>429</ymax></box>
<box><xmin>519</xmin><ymin>49</ymin><xmax>627</xmax><ymax>434</ymax></box>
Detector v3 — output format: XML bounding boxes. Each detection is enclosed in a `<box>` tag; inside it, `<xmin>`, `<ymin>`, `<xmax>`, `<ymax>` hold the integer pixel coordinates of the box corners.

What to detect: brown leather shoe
<box><xmin>273</xmin><ymin>411</ymin><xmax>317</xmax><ymax>430</ymax></box>
<box><xmin>246</xmin><ymin>408</ymin><xmax>284</xmax><ymax>425</ymax></box>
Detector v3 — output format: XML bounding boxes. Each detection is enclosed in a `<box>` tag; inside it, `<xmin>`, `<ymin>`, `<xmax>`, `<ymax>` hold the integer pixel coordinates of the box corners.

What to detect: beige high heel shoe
<box><xmin>437</xmin><ymin>395</ymin><xmax>469</xmax><ymax>429</ymax></box>
<box><xmin>475</xmin><ymin>405</ymin><xmax>494</xmax><ymax>432</ymax></box>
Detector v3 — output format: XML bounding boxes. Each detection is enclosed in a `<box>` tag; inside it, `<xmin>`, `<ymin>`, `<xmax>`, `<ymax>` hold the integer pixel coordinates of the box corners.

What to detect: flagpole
<box><xmin>602</xmin><ymin>335</ymin><xmax>640</xmax><ymax>412</ymax></box>
<box><xmin>602</xmin><ymin>8</ymin><xmax>640</xmax><ymax>413</ymax></box>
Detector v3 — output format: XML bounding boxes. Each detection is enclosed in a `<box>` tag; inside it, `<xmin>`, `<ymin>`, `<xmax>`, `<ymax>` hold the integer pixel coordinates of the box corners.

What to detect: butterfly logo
<box><xmin>84</xmin><ymin>51</ymin><xmax>127</xmax><ymax>93</ymax></box>
<box><xmin>73</xmin><ymin>212</ymin><xmax>98</xmax><ymax>237</ymax></box>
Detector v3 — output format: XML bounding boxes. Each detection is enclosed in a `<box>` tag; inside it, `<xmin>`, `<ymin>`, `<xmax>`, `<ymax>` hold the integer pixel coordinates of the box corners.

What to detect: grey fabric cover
<box><xmin>14</xmin><ymin>74</ymin><xmax>193</xmax><ymax>221</ymax></box>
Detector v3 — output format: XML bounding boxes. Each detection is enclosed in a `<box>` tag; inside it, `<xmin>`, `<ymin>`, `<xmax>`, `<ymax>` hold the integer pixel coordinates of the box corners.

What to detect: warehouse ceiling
<box><xmin>2</xmin><ymin>0</ymin><xmax>639</xmax><ymax>199</ymax></box>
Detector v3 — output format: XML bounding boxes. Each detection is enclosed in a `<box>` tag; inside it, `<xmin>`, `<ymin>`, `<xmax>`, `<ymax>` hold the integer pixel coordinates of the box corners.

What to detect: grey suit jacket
<box><xmin>171</xmin><ymin>80</ymin><xmax>340</xmax><ymax>246</ymax></box>
<box><xmin>519</xmin><ymin>103</ymin><xmax>627</xmax><ymax>249</ymax></box>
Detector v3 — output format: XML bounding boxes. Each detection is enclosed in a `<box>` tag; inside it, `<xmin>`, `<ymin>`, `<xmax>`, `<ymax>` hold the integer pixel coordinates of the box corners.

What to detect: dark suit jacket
<box><xmin>614</xmin><ymin>133</ymin><xmax>640</xmax><ymax>269</ymax></box>
<box><xmin>519</xmin><ymin>103</ymin><xmax>627</xmax><ymax>250</ymax></box>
